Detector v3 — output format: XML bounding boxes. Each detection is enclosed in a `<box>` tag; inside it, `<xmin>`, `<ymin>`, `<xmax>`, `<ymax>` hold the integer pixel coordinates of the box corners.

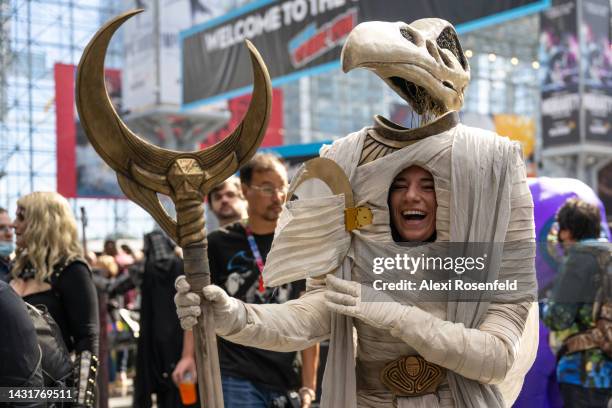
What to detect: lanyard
<box><xmin>244</xmin><ymin>225</ymin><xmax>265</xmax><ymax>293</ymax></box>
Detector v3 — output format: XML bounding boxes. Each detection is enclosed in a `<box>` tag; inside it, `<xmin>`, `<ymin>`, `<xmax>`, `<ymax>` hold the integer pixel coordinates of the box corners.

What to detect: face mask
<box><xmin>0</xmin><ymin>241</ymin><xmax>14</xmax><ymax>257</ymax></box>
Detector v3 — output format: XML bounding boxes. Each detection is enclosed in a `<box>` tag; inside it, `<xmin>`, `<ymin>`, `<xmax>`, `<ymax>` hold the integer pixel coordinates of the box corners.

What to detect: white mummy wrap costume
<box><xmin>219</xmin><ymin>114</ymin><xmax>538</xmax><ymax>408</ymax></box>
<box><xmin>175</xmin><ymin>18</ymin><xmax>539</xmax><ymax>408</ymax></box>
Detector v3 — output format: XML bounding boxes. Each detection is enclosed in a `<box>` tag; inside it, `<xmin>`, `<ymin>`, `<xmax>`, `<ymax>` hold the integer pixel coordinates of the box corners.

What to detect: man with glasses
<box><xmin>0</xmin><ymin>207</ymin><xmax>14</xmax><ymax>281</ymax></box>
<box><xmin>174</xmin><ymin>154</ymin><xmax>319</xmax><ymax>408</ymax></box>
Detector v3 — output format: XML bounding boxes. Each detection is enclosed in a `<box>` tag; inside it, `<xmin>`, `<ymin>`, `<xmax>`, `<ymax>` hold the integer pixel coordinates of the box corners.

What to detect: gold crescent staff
<box><xmin>76</xmin><ymin>9</ymin><xmax>272</xmax><ymax>407</ymax></box>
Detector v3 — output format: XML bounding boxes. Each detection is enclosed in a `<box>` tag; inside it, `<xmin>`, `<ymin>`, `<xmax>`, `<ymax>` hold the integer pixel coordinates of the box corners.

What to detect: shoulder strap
<box><xmin>49</xmin><ymin>258</ymin><xmax>91</xmax><ymax>297</ymax></box>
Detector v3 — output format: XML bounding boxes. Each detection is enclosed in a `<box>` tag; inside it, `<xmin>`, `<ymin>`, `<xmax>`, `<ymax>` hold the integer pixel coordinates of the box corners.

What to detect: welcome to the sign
<box><xmin>181</xmin><ymin>0</ymin><xmax>550</xmax><ymax>109</ymax></box>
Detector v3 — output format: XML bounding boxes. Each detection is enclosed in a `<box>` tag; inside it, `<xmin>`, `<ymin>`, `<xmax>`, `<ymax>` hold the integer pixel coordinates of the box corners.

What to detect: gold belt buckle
<box><xmin>380</xmin><ymin>355</ymin><xmax>445</xmax><ymax>397</ymax></box>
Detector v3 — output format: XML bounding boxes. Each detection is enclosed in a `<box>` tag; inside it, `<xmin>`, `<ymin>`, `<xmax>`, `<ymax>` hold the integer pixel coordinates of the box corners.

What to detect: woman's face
<box><xmin>389</xmin><ymin>166</ymin><xmax>437</xmax><ymax>242</ymax></box>
<box><xmin>13</xmin><ymin>206</ymin><xmax>27</xmax><ymax>249</ymax></box>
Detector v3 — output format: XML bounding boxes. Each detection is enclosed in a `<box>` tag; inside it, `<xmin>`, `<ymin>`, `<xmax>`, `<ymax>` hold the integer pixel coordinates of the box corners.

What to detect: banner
<box><xmin>581</xmin><ymin>0</ymin><xmax>612</xmax><ymax>143</ymax></box>
<box><xmin>493</xmin><ymin>114</ymin><xmax>537</xmax><ymax>176</ymax></box>
<box><xmin>202</xmin><ymin>88</ymin><xmax>284</xmax><ymax>148</ymax></box>
<box><xmin>55</xmin><ymin>63</ymin><xmax>125</xmax><ymax>198</ymax></box>
<box><xmin>181</xmin><ymin>0</ymin><xmax>549</xmax><ymax>107</ymax></box>
<box><xmin>539</xmin><ymin>0</ymin><xmax>580</xmax><ymax>147</ymax></box>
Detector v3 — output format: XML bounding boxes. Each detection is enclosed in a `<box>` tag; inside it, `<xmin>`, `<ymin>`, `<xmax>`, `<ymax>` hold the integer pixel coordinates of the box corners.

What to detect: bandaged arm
<box><xmin>222</xmin><ymin>288</ymin><xmax>332</xmax><ymax>352</ymax></box>
<box><xmin>388</xmin><ymin>301</ymin><xmax>530</xmax><ymax>384</ymax></box>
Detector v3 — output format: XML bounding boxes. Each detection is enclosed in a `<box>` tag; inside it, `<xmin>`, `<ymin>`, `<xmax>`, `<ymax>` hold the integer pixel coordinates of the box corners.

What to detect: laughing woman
<box><xmin>10</xmin><ymin>192</ymin><xmax>99</xmax><ymax>407</ymax></box>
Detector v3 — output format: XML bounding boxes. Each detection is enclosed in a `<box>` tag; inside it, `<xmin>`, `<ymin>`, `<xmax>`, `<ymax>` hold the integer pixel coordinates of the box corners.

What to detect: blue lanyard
<box><xmin>245</xmin><ymin>224</ymin><xmax>265</xmax><ymax>292</ymax></box>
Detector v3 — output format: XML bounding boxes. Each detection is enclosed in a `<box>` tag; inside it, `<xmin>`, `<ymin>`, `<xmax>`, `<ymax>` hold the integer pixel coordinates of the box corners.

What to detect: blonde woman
<box><xmin>10</xmin><ymin>192</ymin><xmax>99</xmax><ymax>408</ymax></box>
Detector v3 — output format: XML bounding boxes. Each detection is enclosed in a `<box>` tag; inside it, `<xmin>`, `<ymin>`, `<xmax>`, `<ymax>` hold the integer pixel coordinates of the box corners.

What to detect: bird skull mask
<box><xmin>341</xmin><ymin>18</ymin><xmax>470</xmax><ymax>117</ymax></box>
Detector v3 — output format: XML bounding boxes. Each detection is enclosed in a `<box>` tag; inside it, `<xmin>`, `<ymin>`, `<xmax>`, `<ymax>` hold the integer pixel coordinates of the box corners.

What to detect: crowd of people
<box><xmin>0</xmin><ymin>152</ymin><xmax>610</xmax><ymax>408</ymax></box>
<box><xmin>0</xmin><ymin>153</ymin><xmax>322</xmax><ymax>408</ymax></box>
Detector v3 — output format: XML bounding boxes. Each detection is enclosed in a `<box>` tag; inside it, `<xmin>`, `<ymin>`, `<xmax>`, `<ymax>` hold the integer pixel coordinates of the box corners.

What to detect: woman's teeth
<box><xmin>402</xmin><ymin>210</ymin><xmax>426</xmax><ymax>220</ymax></box>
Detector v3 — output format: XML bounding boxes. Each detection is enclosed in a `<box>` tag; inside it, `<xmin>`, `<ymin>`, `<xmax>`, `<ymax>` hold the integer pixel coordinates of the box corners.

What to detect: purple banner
<box><xmin>529</xmin><ymin>176</ymin><xmax>610</xmax><ymax>292</ymax></box>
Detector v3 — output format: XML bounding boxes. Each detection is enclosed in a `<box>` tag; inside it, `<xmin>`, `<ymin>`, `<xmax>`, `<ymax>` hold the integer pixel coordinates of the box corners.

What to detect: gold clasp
<box><xmin>345</xmin><ymin>207</ymin><xmax>373</xmax><ymax>231</ymax></box>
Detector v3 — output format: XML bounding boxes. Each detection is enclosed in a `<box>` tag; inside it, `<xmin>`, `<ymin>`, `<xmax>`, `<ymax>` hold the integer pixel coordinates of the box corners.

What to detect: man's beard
<box><xmin>217</xmin><ymin>207</ymin><xmax>241</xmax><ymax>224</ymax></box>
<box><xmin>218</xmin><ymin>202</ymin><xmax>238</xmax><ymax>214</ymax></box>
<box><xmin>262</xmin><ymin>206</ymin><xmax>281</xmax><ymax>222</ymax></box>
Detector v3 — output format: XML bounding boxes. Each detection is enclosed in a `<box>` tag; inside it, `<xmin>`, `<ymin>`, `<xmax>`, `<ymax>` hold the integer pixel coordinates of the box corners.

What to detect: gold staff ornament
<box><xmin>76</xmin><ymin>9</ymin><xmax>272</xmax><ymax>407</ymax></box>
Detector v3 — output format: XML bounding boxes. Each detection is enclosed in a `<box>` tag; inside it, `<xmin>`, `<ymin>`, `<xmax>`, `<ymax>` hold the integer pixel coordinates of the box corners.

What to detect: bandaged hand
<box><xmin>324</xmin><ymin>275</ymin><xmax>407</xmax><ymax>330</ymax></box>
<box><xmin>174</xmin><ymin>275</ymin><xmax>247</xmax><ymax>335</ymax></box>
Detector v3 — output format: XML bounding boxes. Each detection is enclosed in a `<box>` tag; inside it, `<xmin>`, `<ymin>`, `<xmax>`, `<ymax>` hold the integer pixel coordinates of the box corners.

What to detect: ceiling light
<box><xmin>510</xmin><ymin>57</ymin><xmax>519</xmax><ymax>65</ymax></box>
<box><xmin>465</xmin><ymin>49</ymin><xmax>473</xmax><ymax>58</ymax></box>
<box><xmin>488</xmin><ymin>53</ymin><xmax>497</xmax><ymax>62</ymax></box>
<box><xmin>532</xmin><ymin>61</ymin><xmax>540</xmax><ymax>69</ymax></box>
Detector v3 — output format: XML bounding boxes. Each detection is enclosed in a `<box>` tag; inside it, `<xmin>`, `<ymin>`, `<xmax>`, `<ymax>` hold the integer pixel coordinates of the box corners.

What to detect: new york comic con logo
<box><xmin>288</xmin><ymin>8</ymin><xmax>356</xmax><ymax>68</ymax></box>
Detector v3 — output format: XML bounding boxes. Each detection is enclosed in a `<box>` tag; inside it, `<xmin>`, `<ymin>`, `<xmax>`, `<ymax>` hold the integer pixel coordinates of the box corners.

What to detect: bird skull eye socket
<box><xmin>400</xmin><ymin>26</ymin><xmax>423</xmax><ymax>46</ymax></box>
<box><xmin>400</xmin><ymin>27</ymin><xmax>414</xmax><ymax>43</ymax></box>
<box><xmin>436</xmin><ymin>26</ymin><xmax>468</xmax><ymax>70</ymax></box>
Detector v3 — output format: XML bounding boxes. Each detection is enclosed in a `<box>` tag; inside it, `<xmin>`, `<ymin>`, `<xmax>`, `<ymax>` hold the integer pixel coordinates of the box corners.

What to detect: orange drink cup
<box><xmin>178</xmin><ymin>373</ymin><xmax>197</xmax><ymax>405</ymax></box>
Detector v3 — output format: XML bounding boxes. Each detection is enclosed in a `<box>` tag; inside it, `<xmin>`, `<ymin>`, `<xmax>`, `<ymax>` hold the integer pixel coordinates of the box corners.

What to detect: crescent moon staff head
<box><xmin>76</xmin><ymin>9</ymin><xmax>272</xmax><ymax>244</ymax></box>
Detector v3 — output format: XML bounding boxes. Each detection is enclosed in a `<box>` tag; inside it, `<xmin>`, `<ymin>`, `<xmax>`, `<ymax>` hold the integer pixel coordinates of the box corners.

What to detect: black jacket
<box><xmin>133</xmin><ymin>231</ymin><xmax>186</xmax><ymax>408</ymax></box>
<box><xmin>0</xmin><ymin>280</ymin><xmax>44</xmax><ymax>407</ymax></box>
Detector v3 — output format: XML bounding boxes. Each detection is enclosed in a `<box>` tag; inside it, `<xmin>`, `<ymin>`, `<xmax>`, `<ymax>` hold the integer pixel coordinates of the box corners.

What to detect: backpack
<box><xmin>589</xmin><ymin>244</ymin><xmax>612</xmax><ymax>357</ymax></box>
<box><xmin>25</xmin><ymin>302</ymin><xmax>73</xmax><ymax>386</ymax></box>
<box><xmin>564</xmin><ymin>243</ymin><xmax>612</xmax><ymax>358</ymax></box>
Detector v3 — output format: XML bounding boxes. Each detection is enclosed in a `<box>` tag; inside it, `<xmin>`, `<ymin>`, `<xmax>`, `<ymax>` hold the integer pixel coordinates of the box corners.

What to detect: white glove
<box><xmin>324</xmin><ymin>274</ymin><xmax>407</xmax><ymax>330</ymax></box>
<box><xmin>174</xmin><ymin>275</ymin><xmax>247</xmax><ymax>335</ymax></box>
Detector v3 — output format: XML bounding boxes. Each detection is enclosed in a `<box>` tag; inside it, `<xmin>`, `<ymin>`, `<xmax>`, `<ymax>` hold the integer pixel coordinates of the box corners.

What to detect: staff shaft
<box><xmin>183</xmin><ymin>243</ymin><xmax>224</xmax><ymax>407</ymax></box>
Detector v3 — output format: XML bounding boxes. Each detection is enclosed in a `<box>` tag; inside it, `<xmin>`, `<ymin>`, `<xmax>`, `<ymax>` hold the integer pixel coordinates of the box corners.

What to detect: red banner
<box><xmin>202</xmin><ymin>88</ymin><xmax>284</xmax><ymax>148</ymax></box>
<box><xmin>55</xmin><ymin>63</ymin><xmax>123</xmax><ymax>198</ymax></box>
<box><xmin>55</xmin><ymin>63</ymin><xmax>77</xmax><ymax>197</ymax></box>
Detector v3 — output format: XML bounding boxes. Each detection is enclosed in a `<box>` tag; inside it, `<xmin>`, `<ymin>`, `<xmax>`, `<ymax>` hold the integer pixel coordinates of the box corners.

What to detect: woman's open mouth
<box><xmin>402</xmin><ymin>210</ymin><xmax>426</xmax><ymax>221</ymax></box>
